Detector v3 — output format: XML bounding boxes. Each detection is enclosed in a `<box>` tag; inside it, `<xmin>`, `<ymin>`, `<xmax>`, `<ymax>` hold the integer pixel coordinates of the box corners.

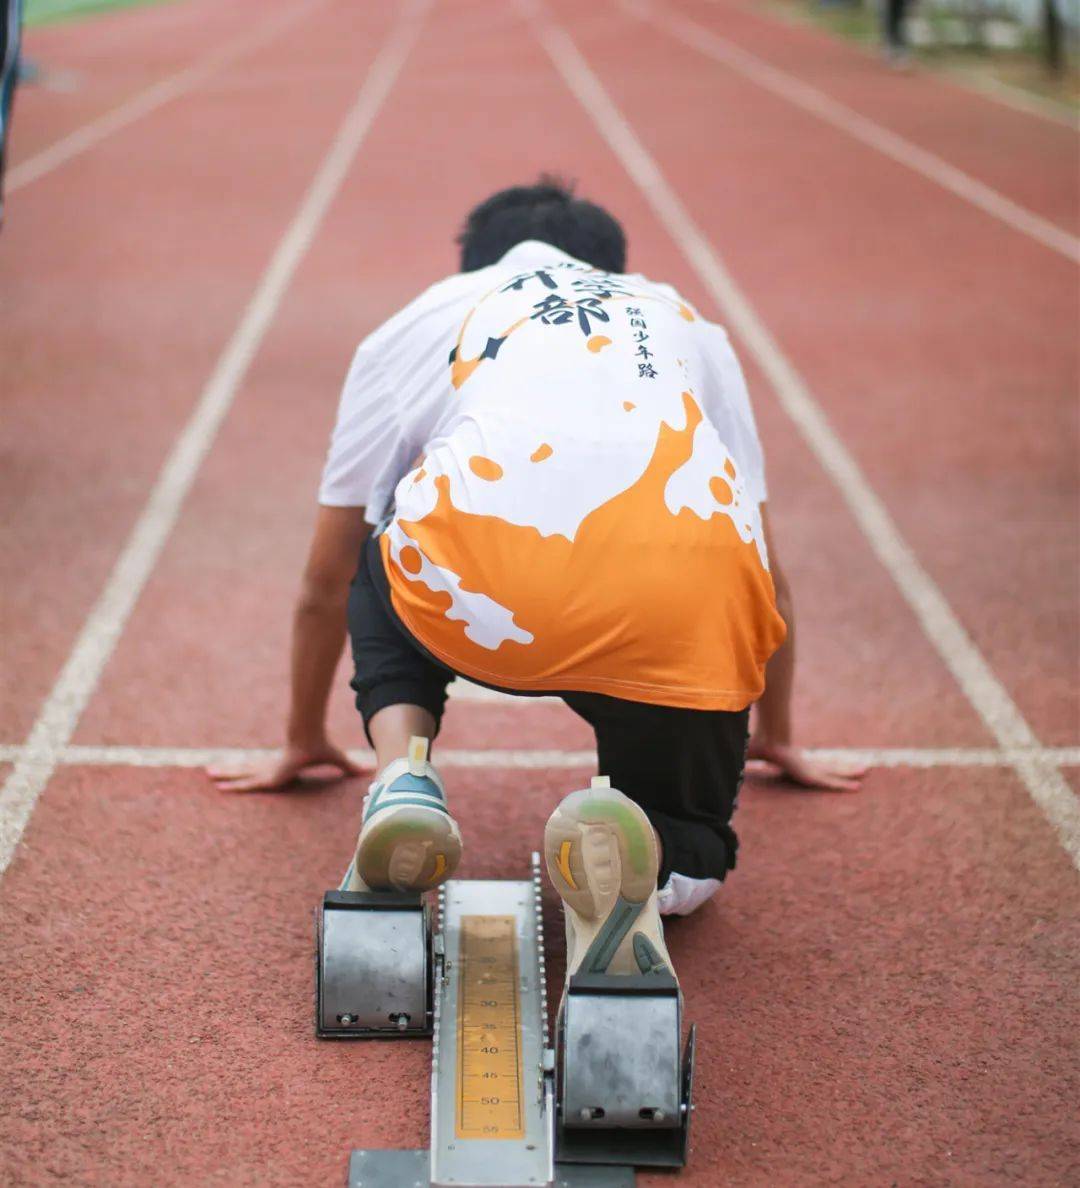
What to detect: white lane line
<box><xmin>8</xmin><ymin>0</ymin><xmax>325</xmax><ymax>193</ymax></box>
<box><xmin>0</xmin><ymin>1</ymin><xmax>428</xmax><ymax>880</ymax></box>
<box><xmin>62</xmin><ymin>746</ymin><xmax>598</xmax><ymax>769</ymax></box>
<box><xmin>808</xmin><ymin>747</ymin><xmax>1080</xmax><ymax>769</ymax></box>
<box><xmin>618</xmin><ymin>0</ymin><xmax>1079</xmax><ymax>265</ymax></box>
<box><xmin>0</xmin><ymin>744</ymin><xmax>1077</xmax><ymax>769</ymax></box>
<box><xmin>529</xmin><ymin>4</ymin><xmax>1080</xmax><ymax>870</ymax></box>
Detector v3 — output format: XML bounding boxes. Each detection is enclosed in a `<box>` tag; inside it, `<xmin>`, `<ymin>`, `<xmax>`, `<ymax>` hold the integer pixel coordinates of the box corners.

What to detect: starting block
<box><xmin>316</xmin><ymin>855</ymin><xmax>695</xmax><ymax>1186</ymax></box>
<box><xmin>317</xmin><ymin>890</ymin><xmax>433</xmax><ymax>1037</ymax></box>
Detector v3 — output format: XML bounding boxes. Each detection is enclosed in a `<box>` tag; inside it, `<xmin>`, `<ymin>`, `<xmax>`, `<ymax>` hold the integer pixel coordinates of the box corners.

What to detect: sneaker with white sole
<box><xmin>544</xmin><ymin>776</ymin><xmax>674</xmax><ymax>980</ymax></box>
<box><xmin>343</xmin><ymin>736</ymin><xmax>462</xmax><ymax>893</ymax></box>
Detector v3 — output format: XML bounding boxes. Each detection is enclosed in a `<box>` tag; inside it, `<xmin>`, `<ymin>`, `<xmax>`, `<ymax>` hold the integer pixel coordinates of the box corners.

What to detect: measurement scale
<box><xmin>456</xmin><ymin>915</ymin><xmax>525</xmax><ymax>1141</ymax></box>
<box><xmin>429</xmin><ymin>868</ymin><xmax>553</xmax><ymax>1187</ymax></box>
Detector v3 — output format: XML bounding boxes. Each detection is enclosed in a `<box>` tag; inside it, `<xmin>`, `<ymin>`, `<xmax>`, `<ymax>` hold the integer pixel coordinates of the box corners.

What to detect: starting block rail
<box><xmin>318</xmin><ymin>855</ymin><xmax>693</xmax><ymax>1187</ymax></box>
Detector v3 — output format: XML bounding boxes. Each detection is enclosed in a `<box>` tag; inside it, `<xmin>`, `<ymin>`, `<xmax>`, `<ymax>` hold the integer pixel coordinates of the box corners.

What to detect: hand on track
<box><xmin>207</xmin><ymin>740</ymin><xmax>364</xmax><ymax>793</ymax></box>
<box><xmin>747</xmin><ymin>737</ymin><xmax>868</xmax><ymax>792</ymax></box>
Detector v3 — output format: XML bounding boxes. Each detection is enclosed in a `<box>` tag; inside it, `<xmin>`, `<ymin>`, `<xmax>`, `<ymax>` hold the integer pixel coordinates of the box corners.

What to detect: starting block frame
<box><xmin>316</xmin><ymin>856</ymin><xmax>694</xmax><ymax>1187</ymax></box>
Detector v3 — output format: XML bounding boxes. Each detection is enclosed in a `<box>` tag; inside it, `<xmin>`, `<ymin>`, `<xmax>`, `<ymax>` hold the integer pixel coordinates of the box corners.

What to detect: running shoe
<box><xmin>343</xmin><ymin>736</ymin><xmax>462</xmax><ymax>893</ymax></box>
<box><xmin>544</xmin><ymin>776</ymin><xmax>673</xmax><ymax>979</ymax></box>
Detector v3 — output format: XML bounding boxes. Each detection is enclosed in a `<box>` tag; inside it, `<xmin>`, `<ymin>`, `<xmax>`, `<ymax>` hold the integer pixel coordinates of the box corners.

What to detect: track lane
<box><xmin>691</xmin><ymin>765</ymin><xmax>1080</xmax><ymax>1186</ymax></box>
<box><xmin>545</xmin><ymin>0</ymin><xmax>1078</xmax><ymax>749</ymax></box>
<box><xmin>77</xmin><ymin>0</ymin><xmax>990</xmax><ymax>755</ymax></box>
<box><xmin>0</xmin><ymin>762</ymin><xmax>1076</xmax><ymax>1185</ymax></box>
<box><xmin>0</xmin><ymin>764</ymin><xmax>436</xmax><ymax>1187</ymax></box>
<box><xmin>660</xmin><ymin>0</ymin><xmax>1080</xmax><ymax>237</ymax></box>
<box><xmin>0</xmin><ymin>0</ymin><xmax>395</xmax><ymax>745</ymax></box>
<box><xmin>10</xmin><ymin>0</ymin><xmax>322</xmax><ymax>185</ymax></box>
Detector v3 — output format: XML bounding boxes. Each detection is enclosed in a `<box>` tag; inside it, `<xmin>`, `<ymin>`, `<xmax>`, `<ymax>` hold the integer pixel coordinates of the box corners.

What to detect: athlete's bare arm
<box><xmin>208</xmin><ymin>506</ymin><xmax>370</xmax><ymax>792</ymax></box>
<box><xmin>750</xmin><ymin>505</ymin><xmax>868</xmax><ymax>792</ymax></box>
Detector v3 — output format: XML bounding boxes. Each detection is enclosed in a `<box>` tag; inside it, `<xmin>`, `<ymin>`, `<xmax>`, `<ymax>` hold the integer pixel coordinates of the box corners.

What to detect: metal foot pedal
<box><xmin>556</xmin><ymin>972</ymin><xmax>695</xmax><ymax>1168</ymax></box>
<box><xmin>316</xmin><ymin>890</ymin><xmax>433</xmax><ymax>1038</ymax></box>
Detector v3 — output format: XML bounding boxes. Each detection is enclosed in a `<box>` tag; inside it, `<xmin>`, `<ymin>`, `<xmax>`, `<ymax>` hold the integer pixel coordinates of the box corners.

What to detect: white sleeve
<box><xmin>318</xmin><ymin>272</ymin><xmax>489</xmax><ymax>520</ymax></box>
<box><xmin>700</xmin><ymin>323</ymin><xmax>769</xmax><ymax>505</ymax></box>
<box><xmin>317</xmin><ymin>329</ymin><xmax>406</xmax><ymax>518</ymax></box>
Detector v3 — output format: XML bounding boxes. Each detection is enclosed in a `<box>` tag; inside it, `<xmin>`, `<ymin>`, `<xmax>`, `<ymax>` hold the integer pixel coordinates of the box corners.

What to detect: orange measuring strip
<box><xmin>455</xmin><ymin>915</ymin><xmax>525</xmax><ymax>1140</ymax></box>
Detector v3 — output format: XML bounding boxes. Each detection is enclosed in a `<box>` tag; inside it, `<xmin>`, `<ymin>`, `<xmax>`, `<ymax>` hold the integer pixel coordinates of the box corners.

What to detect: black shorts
<box><xmin>348</xmin><ymin>534</ymin><xmax>749</xmax><ymax>885</ymax></box>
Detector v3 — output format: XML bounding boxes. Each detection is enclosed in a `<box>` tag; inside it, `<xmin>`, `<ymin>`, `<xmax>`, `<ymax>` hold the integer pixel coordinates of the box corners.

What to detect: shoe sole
<box><xmin>544</xmin><ymin>786</ymin><xmax>667</xmax><ymax>977</ymax></box>
<box><xmin>355</xmin><ymin>805</ymin><xmax>462</xmax><ymax>892</ymax></box>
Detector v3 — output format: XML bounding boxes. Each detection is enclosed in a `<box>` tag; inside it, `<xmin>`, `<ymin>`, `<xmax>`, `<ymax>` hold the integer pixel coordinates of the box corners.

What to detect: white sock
<box><xmin>657</xmin><ymin>873</ymin><xmax>722</xmax><ymax>917</ymax></box>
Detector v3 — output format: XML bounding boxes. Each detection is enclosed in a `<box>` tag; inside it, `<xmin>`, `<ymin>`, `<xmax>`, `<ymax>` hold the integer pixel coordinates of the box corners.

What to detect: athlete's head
<box><xmin>457</xmin><ymin>176</ymin><xmax>627</xmax><ymax>273</ymax></box>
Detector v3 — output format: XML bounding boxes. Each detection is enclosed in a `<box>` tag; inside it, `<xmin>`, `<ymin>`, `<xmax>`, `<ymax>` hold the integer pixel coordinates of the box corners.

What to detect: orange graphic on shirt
<box><xmin>469</xmin><ymin>455</ymin><xmax>503</xmax><ymax>481</ymax></box>
<box><xmin>450</xmin><ymin>314</ymin><xmax>528</xmax><ymax>390</ymax></box>
<box><xmin>382</xmin><ymin>392</ymin><xmax>786</xmax><ymax>710</ymax></box>
<box><xmin>399</xmin><ymin>545</ymin><xmax>423</xmax><ymax>575</ymax></box>
<box><xmin>709</xmin><ymin>476</ymin><xmax>732</xmax><ymax>505</ymax></box>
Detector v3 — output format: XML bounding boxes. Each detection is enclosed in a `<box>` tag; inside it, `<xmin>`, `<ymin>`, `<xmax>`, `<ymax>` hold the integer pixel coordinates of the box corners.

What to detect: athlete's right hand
<box><xmin>747</xmin><ymin>737</ymin><xmax>868</xmax><ymax>792</ymax></box>
<box><xmin>207</xmin><ymin>739</ymin><xmax>364</xmax><ymax>793</ymax></box>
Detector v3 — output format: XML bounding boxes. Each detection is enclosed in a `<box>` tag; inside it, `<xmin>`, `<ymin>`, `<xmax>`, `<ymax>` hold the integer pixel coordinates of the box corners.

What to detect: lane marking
<box><xmin>0</xmin><ymin>744</ymin><xmax>1076</xmax><ymax>770</ymax></box>
<box><xmin>528</xmin><ymin>3</ymin><xmax>1080</xmax><ymax>870</ymax></box>
<box><xmin>0</xmin><ymin>0</ymin><xmax>428</xmax><ymax>880</ymax></box>
<box><xmin>618</xmin><ymin>0</ymin><xmax>1079</xmax><ymax>264</ymax></box>
<box><xmin>8</xmin><ymin>0</ymin><xmax>326</xmax><ymax>193</ymax></box>
<box><xmin>63</xmin><ymin>746</ymin><xmax>598</xmax><ymax>769</ymax></box>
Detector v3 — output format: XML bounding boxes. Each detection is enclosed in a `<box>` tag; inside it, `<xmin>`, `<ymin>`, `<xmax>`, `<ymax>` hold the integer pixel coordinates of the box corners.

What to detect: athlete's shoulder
<box><xmin>358</xmin><ymin>266</ymin><xmax>511</xmax><ymax>360</ymax></box>
<box><xmin>621</xmin><ymin>271</ymin><xmax>726</xmax><ymax>332</ymax></box>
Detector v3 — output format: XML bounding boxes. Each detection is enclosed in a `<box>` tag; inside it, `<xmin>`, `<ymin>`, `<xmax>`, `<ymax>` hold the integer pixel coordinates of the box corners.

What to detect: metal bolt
<box><xmin>339</xmin><ymin>1014</ymin><xmax>355</xmax><ymax>1025</ymax></box>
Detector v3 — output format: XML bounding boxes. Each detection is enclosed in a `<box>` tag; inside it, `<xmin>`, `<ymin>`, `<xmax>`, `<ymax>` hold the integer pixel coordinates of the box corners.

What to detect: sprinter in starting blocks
<box><xmin>319</xmin><ymin>745</ymin><xmax>694</xmax><ymax>1185</ymax></box>
<box><xmin>210</xmin><ymin>177</ymin><xmax>865</xmax><ymax>1182</ymax></box>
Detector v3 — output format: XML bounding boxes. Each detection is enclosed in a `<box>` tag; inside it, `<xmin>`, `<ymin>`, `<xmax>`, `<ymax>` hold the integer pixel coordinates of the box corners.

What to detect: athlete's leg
<box><xmin>562</xmin><ymin>694</ymin><xmax>749</xmax><ymax>916</ymax></box>
<box><xmin>343</xmin><ymin>537</ymin><xmax>460</xmax><ymax>892</ymax></box>
<box><xmin>368</xmin><ymin>703</ymin><xmax>437</xmax><ymax>770</ymax></box>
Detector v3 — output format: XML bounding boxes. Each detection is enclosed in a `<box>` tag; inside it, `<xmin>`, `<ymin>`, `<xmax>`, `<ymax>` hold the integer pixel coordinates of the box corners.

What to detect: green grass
<box><xmin>24</xmin><ymin>0</ymin><xmax>177</xmax><ymax>28</ymax></box>
<box><xmin>768</xmin><ymin>0</ymin><xmax>1078</xmax><ymax>113</ymax></box>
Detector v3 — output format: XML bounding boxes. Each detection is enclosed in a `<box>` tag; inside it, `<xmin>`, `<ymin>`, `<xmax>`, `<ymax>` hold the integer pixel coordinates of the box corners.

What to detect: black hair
<box><xmin>457</xmin><ymin>176</ymin><xmax>627</xmax><ymax>273</ymax></box>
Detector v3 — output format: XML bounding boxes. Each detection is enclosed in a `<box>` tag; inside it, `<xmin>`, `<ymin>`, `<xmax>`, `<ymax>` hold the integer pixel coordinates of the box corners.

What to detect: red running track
<box><xmin>1</xmin><ymin>1</ymin><xmax>1077</xmax><ymax>1184</ymax></box>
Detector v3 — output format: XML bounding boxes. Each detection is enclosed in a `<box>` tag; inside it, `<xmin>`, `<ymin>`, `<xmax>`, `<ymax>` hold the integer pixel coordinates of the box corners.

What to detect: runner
<box><xmin>209</xmin><ymin>179</ymin><xmax>866</xmax><ymax>972</ymax></box>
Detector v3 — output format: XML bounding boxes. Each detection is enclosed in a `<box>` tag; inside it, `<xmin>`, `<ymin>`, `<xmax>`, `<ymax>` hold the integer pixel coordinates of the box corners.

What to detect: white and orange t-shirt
<box><xmin>319</xmin><ymin>240</ymin><xmax>786</xmax><ymax>710</ymax></box>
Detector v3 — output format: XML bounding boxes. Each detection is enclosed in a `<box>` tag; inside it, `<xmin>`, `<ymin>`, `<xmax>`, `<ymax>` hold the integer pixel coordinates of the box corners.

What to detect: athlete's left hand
<box><xmin>747</xmin><ymin>737</ymin><xmax>868</xmax><ymax>792</ymax></box>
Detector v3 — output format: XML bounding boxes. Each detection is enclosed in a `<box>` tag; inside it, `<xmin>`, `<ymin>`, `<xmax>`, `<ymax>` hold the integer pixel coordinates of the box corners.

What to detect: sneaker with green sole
<box><xmin>343</xmin><ymin>736</ymin><xmax>462</xmax><ymax>893</ymax></box>
<box><xmin>544</xmin><ymin>776</ymin><xmax>674</xmax><ymax>980</ymax></box>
